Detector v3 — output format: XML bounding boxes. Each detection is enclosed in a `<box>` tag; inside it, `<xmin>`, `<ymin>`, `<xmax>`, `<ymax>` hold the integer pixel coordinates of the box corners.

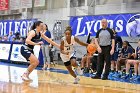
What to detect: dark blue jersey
<box><xmin>25</xmin><ymin>30</ymin><xmax>41</xmax><ymax>50</ymax></box>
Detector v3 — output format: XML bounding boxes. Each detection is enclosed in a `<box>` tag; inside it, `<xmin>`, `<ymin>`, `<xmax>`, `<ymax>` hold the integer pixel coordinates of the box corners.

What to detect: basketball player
<box><xmin>60</xmin><ymin>26</ymin><xmax>88</xmax><ymax>84</ymax></box>
<box><xmin>21</xmin><ymin>21</ymin><xmax>59</xmax><ymax>81</ymax></box>
<box><xmin>124</xmin><ymin>39</ymin><xmax>140</xmax><ymax>80</ymax></box>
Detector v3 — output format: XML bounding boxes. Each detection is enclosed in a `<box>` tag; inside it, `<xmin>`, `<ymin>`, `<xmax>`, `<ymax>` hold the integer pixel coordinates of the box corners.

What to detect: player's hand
<box><xmin>131</xmin><ymin>53</ymin><xmax>136</xmax><ymax>57</ymax></box>
<box><xmin>40</xmin><ymin>31</ymin><xmax>45</xmax><ymax>37</ymax></box>
<box><xmin>48</xmin><ymin>44</ymin><xmax>52</xmax><ymax>48</ymax></box>
<box><xmin>37</xmin><ymin>41</ymin><xmax>44</xmax><ymax>45</ymax></box>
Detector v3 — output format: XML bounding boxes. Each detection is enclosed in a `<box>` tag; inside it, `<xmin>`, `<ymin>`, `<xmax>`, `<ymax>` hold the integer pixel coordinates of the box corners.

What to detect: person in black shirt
<box><xmin>92</xmin><ymin>19</ymin><xmax>115</xmax><ymax>80</ymax></box>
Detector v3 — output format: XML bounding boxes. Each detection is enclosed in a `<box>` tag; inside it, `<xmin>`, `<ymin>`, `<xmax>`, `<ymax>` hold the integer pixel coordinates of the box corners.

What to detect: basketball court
<box><xmin>0</xmin><ymin>62</ymin><xmax>139</xmax><ymax>93</ymax></box>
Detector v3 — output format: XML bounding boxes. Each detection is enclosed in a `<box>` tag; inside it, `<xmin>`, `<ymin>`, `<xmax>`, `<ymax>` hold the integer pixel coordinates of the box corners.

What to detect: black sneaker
<box><xmin>102</xmin><ymin>77</ymin><xmax>108</xmax><ymax>80</ymax></box>
<box><xmin>84</xmin><ymin>67</ymin><xmax>89</xmax><ymax>73</ymax></box>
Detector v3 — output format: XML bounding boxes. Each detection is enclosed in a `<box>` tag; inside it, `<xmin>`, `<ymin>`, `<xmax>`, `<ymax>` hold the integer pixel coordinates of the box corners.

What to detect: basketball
<box><xmin>87</xmin><ymin>44</ymin><xmax>97</xmax><ymax>55</ymax></box>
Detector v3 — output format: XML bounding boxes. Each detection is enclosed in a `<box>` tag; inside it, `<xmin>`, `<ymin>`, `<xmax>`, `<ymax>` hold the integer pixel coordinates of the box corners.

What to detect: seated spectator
<box><xmin>3</xmin><ymin>35</ymin><xmax>8</xmax><ymax>41</ymax></box>
<box><xmin>137</xmin><ymin>61</ymin><xmax>140</xmax><ymax>81</ymax></box>
<box><xmin>124</xmin><ymin>39</ymin><xmax>140</xmax><ymax>80</ymax></box>
<box><xmin>113</xmin><ymin>41</ymin><xmax>133</xmax><ymax>78</ymax></box>
<box><xmin>20</xmin><ymin>37</ymin><xmax>26</xmax><ymax>43</ymax></box>
<box><xmin>12</xmin><ymin>37</ymin><xmax>16</xmax><ymax>42</ymax></box>
<box><xmin>81</xmin><ymin>38</ymin><xmax>97</xmax><ymax>73</ymax></box>
<box><xmin>0</xmin><ymin>36</ymin><xmax>2</xmax><ymax>41</ymax></box>
<box><xmin>90</xmin><ymin>52</ymin><xmax>98</xmax><ymax>73</ymax></box>
<box><xmin>126</xmin><ymin>41</ymin><xmax>135</xmax><ymax>53</ymax></box>
<box><xmin>14</xmin><ymin>32</ymin><xmax>21</xmax><ymax>41</ymax></box>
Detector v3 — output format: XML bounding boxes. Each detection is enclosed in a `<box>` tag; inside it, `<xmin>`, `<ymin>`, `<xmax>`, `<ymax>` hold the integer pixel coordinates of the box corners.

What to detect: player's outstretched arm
<box><xmin>41</xmin><ymin>33</ymin><xmax>60</xmax><ymax>48</ymax></box>
<box><xmin>74</xmin><ymin>37</ymin><xmax>88</xmax><ymax>47</ymax></box>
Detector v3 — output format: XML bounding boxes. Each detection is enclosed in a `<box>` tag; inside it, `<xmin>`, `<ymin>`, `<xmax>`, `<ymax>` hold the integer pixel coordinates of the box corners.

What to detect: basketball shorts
<box><xmin>60</xmin><ymin>52</ymin><xmax>76</xmax><ymax>66</ymax></box>
<box><xmin>111</xmin><ymin>52</ymin><xmax>119</xmax><ymax>61</ymax></box>
<box><xmin>20</xmin><ymin>45</ymin><xmax>34</xmax><ymax>61</ymax></box>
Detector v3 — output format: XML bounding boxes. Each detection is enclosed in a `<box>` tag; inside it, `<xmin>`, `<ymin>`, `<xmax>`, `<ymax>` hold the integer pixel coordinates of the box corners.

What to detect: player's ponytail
<box><xmin>31</xmin><ymin>21</ymin><xmax>43</xmax><ymax>30</ymax></box>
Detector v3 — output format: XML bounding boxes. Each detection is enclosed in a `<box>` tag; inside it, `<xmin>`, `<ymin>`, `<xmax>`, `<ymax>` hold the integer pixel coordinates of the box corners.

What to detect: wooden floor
<box><xmin>0</xmin><ymin>64</ymin><xmax>139</xmax><ymax>93</ymax></box>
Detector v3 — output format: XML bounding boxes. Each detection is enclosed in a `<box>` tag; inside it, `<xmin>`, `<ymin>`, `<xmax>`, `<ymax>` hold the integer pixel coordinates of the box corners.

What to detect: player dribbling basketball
<box><xmin>60</xmin><ymin>26</ymin><xmax>88</xmax><ymax>84</ymax></box>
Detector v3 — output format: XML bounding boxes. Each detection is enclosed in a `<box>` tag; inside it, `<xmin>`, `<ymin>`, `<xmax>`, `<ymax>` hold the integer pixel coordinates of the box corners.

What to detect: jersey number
<box><xmin>67</xmin><ymin>46</ymin><xmax>70</xmax><ymax>50</ymax></box>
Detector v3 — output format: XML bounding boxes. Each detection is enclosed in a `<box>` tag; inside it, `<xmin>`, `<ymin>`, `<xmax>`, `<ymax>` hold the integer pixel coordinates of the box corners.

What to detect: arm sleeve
<box><xmin>86</xmin><ymin>33</ymin><xmax>91</xmax><ymax>44</ymax></box>
<box><xmin>95</xmin><ymin>30</ymin><xmax>100</xmax><ymax>38</ymax></box>
<box><xmin>109</xmin><ymin>29</ymin><xmax>115</xmax><ymax>39</ymax></box>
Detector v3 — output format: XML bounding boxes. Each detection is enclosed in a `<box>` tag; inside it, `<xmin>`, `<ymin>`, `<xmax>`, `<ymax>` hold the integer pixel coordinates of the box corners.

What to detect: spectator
<box><xmin>20</xmin><ymin>37</ymin><xmax>26</xmax><ymax>43</ymax></box>
<box><xmin>86</xmin><ymin>32</ymin><xmax>98</xmax><ymax>73</ymax></box>
<box><xmin>91</xmin><ymin>52</ymin><xmax>98</xmax><ymax>73</ymax></box>
<box><xmin>3</xmin><ymin>35</ymin><xmax>8</xmax><ymax>41</ymax></box>
<box><xmin>92</xmin><ymin>19</ymin><xmax>115</xmax><ymax>80</ymax></box>
<box><xmin>0</xmin><ymin>36</ymin><xmax>2</xmax><ymax>41</ymax></box>
<box><xmin>15</xmin><ymin>32</ymin><xmax>21</xmax><ymax>41</ymax></box>
<box><xmin>8</xmin><ymin>31</ymin><xmax>15</xmax><ymax>41</ymax></box>
<box><xmin>126</xmin><ymin>41</ymin><xmax>135</xmax><ymax>53</ymax></box>
<box><xmin>80</xmin><ymin>32</ymin><xmax>91</xmax><ymax>73</ymax></box>
<box><xmin>110</xmin><ymin>29</ymin><xmax>122</xmax><ymax>72</ymax></box>
<box><xmin>12</xmin><ymin>37</ymin><xmax>16</xmax><ymax>42</ymax></box>
<box><xmin>42</xmin><ymin>24</ymin><xmax>52</xmax><ymax>70</ymax></box>
<box><xmin>49</xmin><ymin>44</ymin><xmax>55</xmax><ymax>65</ymax></box>
<box><xmin>81</xmin><ymin>37</ymin><xmax>97</xmax><ymax>73</ymax></box>
<box><xmin>113</xmin><ymin>41</ymin><xmax>133</xmax><ymax>78</ymax></box>
<box><xmin>124</xmin><ymin>39</ymin><xmax>140</xmax><ymax>80</ymax></box>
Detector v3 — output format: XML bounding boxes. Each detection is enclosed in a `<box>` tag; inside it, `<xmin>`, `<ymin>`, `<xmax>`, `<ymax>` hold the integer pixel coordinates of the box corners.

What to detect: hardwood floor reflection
<box><xmin>0</xmin><ymin>64</ymin><xmax>139</xmax><ymax>93</ymax></box>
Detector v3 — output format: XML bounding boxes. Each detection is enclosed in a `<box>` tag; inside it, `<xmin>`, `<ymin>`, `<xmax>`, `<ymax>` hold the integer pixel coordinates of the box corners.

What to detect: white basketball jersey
<box><xmin>60</xmin><ymin>36</ymin><xmax>76</xmax><ymax>62</ymax></box>
<box><xmin>62</xmin><ymin>36</ymin><xmax>75</xmax><ymax>54</ymax></box>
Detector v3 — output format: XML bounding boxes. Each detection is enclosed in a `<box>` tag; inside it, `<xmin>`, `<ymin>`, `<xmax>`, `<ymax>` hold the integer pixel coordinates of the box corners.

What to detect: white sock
<box><xmin>75</xmin><ymin>76</ymin><xmax>79</xmax><ymax>79</ymax></box>
<box><xmin>24</xmin><ymin>69</ymin><xmax>29</xmax><ymax>75</ymax></box>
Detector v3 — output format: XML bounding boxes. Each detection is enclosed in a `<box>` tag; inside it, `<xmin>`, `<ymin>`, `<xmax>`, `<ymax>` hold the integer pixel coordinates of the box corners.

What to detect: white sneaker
<box><xmin>27</xmin><ymin>76</ymin><xmax>33</xmax><ymax>81</ymax></box>
<box><xmin>47</xmin><ymin>68</ymin><xmax>50</xmax><ymax>70</ymax></box>
<box><xmin>42</xmin><ymin>65</ymin><xmax>47</xmax><ymax>70</ymax></box>
<box><xmin>74</xmin><ymin>77</ymin><xmax>80</xmax><ymax>84</ymax></box>
<box><xmin>21</xmin><ymin>73</ymin><xmax>32</xmax><ymax>81</ymax></box>
<box><xmin>80</xmin><ymin>69</ymin><xmax>84</xmax><ymax>75</ymax></box>
<box><xmin>75</xmin><ymin>67</ymin><xmax>83</xmax><ymax>76</ymax></box>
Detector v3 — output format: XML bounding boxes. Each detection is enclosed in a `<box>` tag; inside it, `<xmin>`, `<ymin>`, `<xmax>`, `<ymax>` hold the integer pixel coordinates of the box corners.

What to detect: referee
<box><xmin>92</xmin><ymin>19</ymin><xmax>115</xmax><ymax>80</ymax></box>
